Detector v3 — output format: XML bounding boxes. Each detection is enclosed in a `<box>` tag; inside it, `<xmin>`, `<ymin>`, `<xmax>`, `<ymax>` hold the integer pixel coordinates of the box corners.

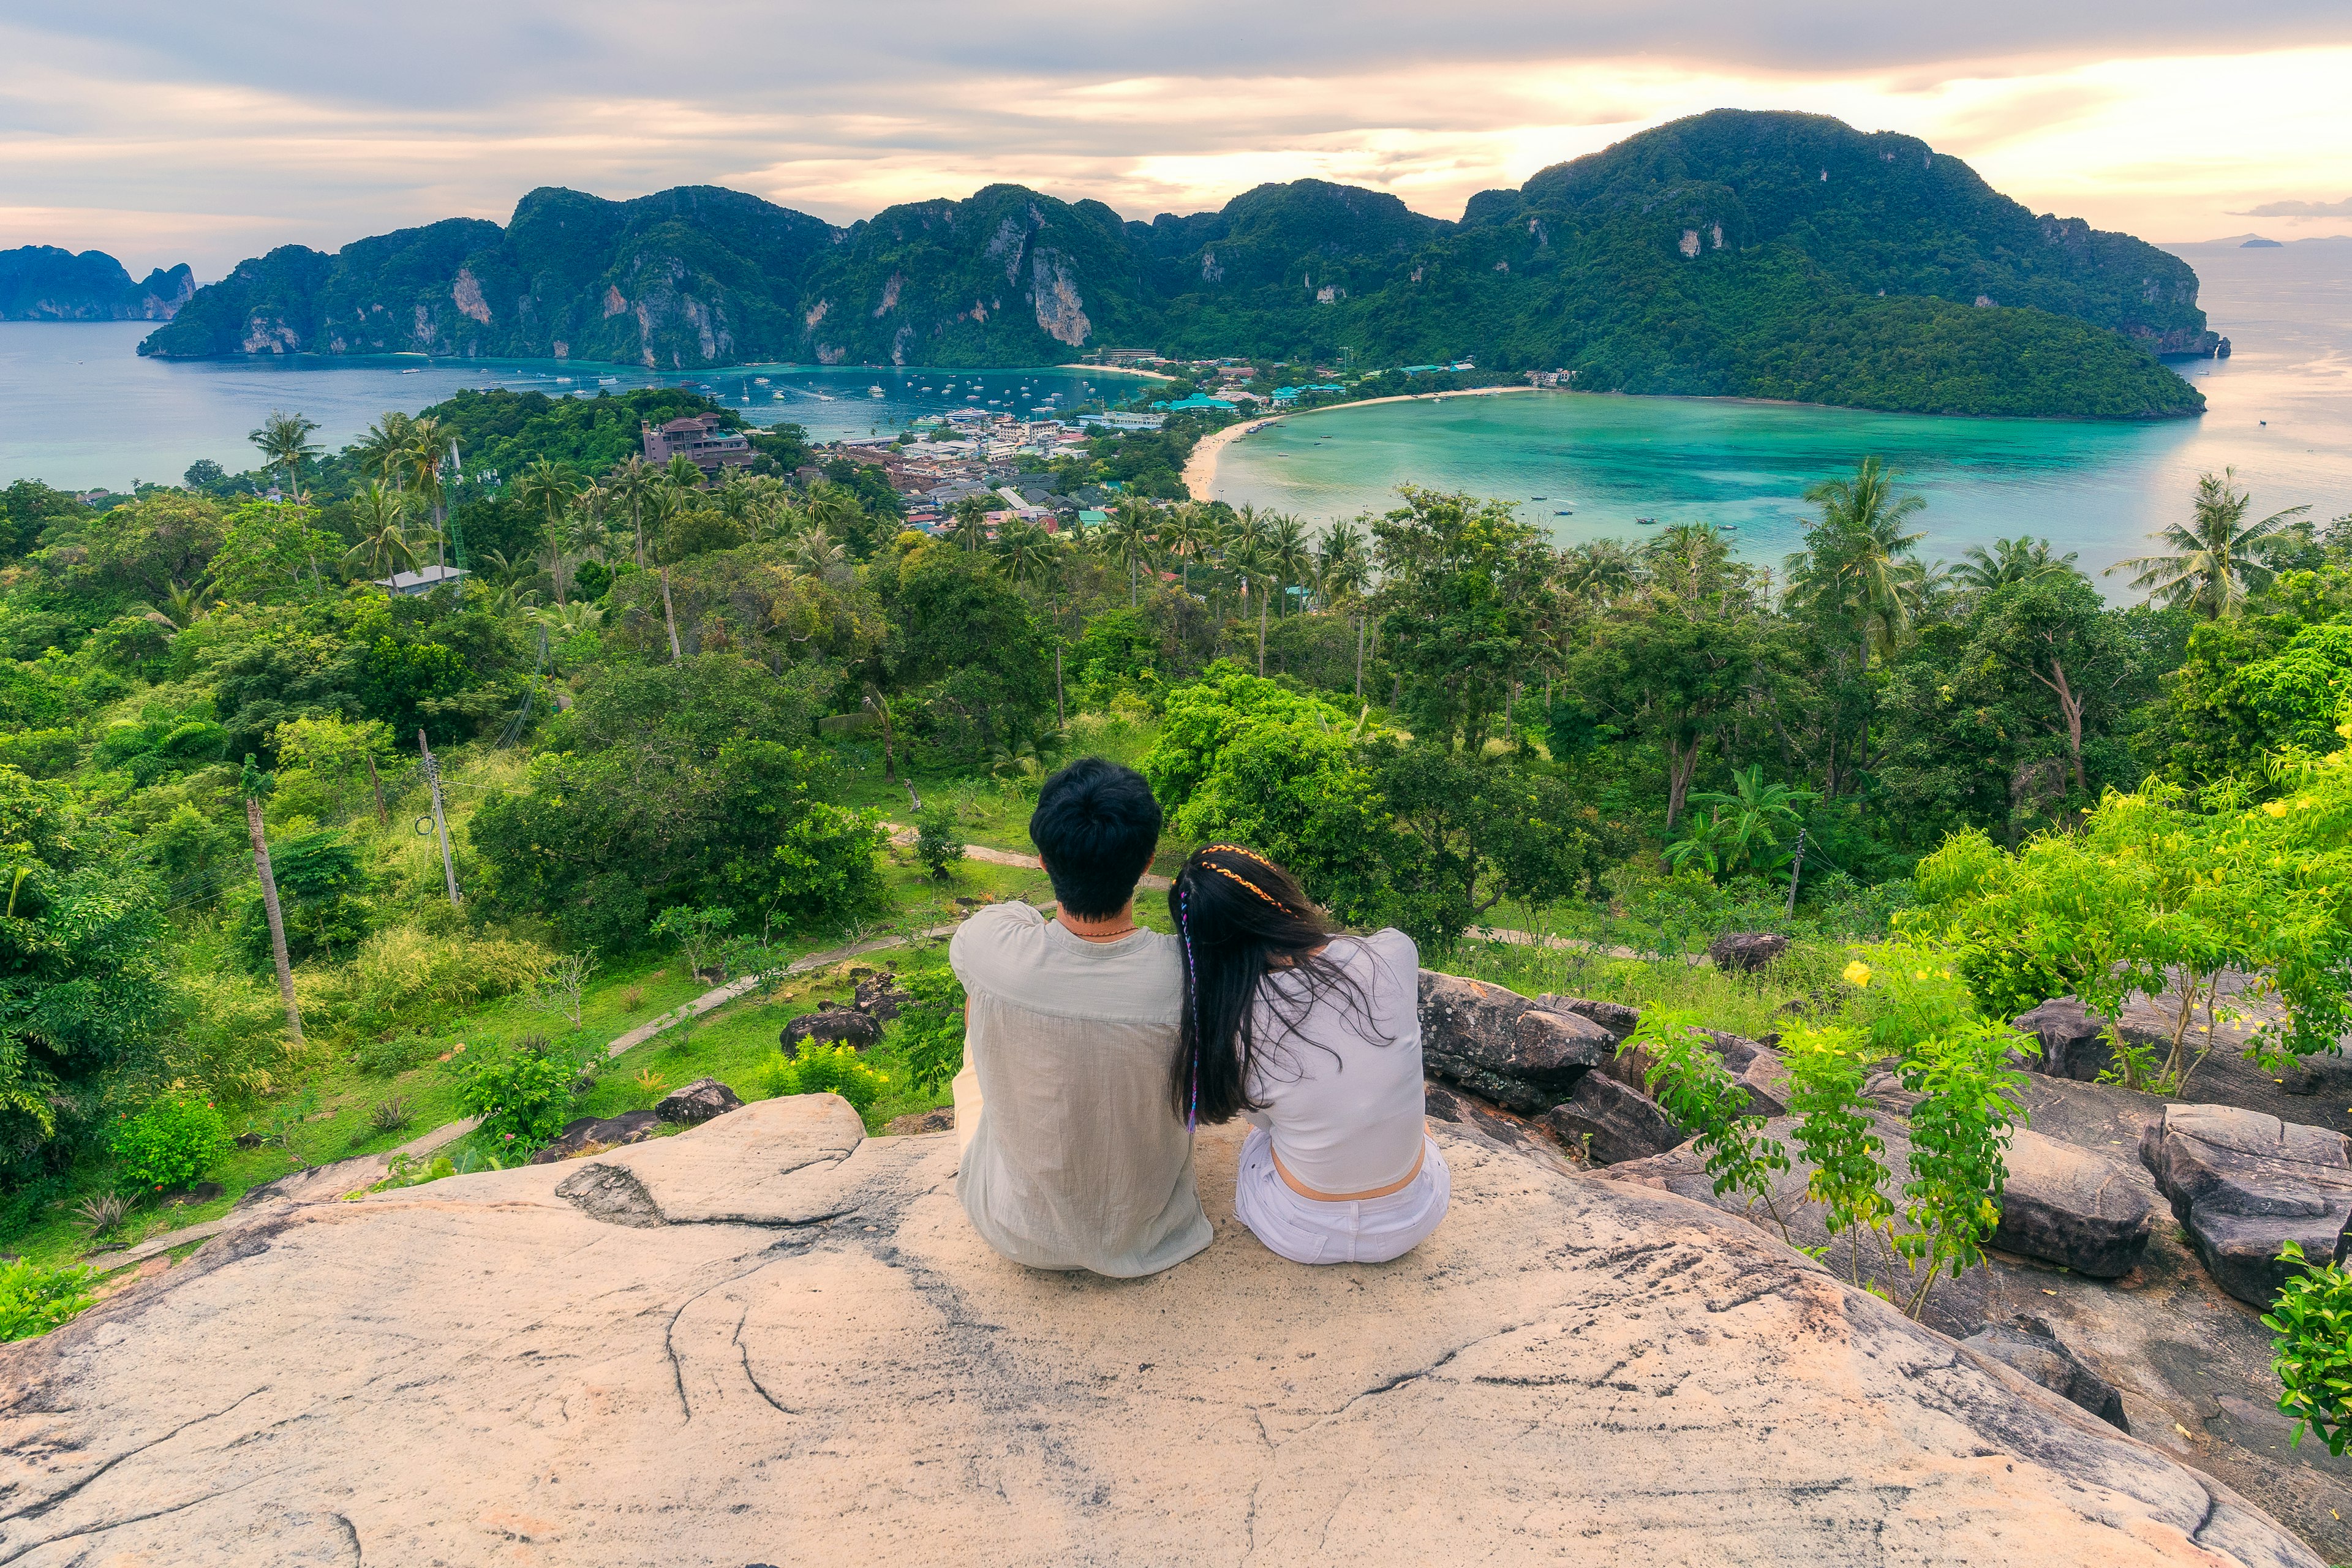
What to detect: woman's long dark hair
<box><xmin>1169</xmin><ymin>843</ymin><xmax>1385</xmax><ymax>1126</ymax></box>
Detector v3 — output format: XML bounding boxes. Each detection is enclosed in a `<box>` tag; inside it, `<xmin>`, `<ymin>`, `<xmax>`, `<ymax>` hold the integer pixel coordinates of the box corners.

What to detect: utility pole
<box><xmin>363</xmin><ymin>752</ymin><xmax>388</xmax><ymax>827</ymax></box>
<box><xmin>418</xmin><ymin>729</ymin><xmax>460</xmax><ymax>908</ymax></box>
<box><xmin>1785</xmin><ymin>829</ymin><xmax>1806</xmax><ymax>918</ymax></box>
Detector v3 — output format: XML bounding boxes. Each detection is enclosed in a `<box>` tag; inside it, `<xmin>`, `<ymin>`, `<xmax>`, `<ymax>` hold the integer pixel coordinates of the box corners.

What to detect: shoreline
<box><xmin>1182</xmin><ymin>384</ymin><xmax>1544</xmax><ymax>500</ymax></box>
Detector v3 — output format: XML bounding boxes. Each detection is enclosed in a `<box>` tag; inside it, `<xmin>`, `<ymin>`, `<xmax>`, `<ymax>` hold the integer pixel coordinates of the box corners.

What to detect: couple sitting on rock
<box><xmin>948</xmin><ymin>757</ymin><xmax>1450</xmax><ymax>1276</ymax></box>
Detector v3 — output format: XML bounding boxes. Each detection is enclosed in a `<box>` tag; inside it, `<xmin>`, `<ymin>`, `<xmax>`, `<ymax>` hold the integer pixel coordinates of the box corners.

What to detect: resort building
<box><xmin>374</xmin><ymin>564</ymin><xmax>469</xmax><ymax>597</ymax></box>
<box><xmin>641</xmin><ymin>414</ymin><xmax>753</xmax><ymax>477</ymax></box>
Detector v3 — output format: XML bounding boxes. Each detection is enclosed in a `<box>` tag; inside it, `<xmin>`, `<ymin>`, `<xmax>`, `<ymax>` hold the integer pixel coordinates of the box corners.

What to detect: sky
<box><xmin>4</xmin><ymin>1</ymin><xmax>2351</xmax><ymax>279</ymax></box>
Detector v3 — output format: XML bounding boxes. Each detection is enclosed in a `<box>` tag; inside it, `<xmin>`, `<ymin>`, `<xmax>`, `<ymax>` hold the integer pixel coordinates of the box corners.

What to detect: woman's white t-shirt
<box><xmin>1238</xmin><ymin>928</ymin><xmax>1423</xmax><ymax>1193</ymax></box>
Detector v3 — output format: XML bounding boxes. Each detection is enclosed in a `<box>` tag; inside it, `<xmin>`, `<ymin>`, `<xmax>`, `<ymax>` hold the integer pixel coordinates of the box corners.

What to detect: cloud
<box><xmin>3</xmin><ymin>7</ymin><xmax>2351</xmax><ymax>272</ymax></box>
<box><xmin>2232</xmin><ymin>196</ymin><xmax>2352</xmax><ymax>216</ymax></box>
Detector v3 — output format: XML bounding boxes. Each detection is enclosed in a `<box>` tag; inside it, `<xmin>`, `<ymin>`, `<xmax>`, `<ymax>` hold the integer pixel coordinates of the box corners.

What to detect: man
<box><xmin>951</xmin><ymin>756</ymin><xmax>1210</xmax><ymax>1276</ymax></box>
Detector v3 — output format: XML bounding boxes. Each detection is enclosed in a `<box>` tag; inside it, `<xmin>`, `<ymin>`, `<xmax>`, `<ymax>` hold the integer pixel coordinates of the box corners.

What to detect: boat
<box><xmin>1555</xmin><ymin>510</ymin><xmax>1574</xmax><ymax>516</ymax></box>
<box><xmin>869</xmin><ymin>386</ymin><xmax>884</xmax><ymax>396</ymax></box>
<box><xmin>753</xmin><ymin>377</ymin><xmax>770</xmax><ymax>385</ymax></box>
<box><xmin>1635</xmin><ymin>516</ymin><xmax>1659</xmax><ymax>526</ymax></box>
<box><xmin>1531</xmin><ymin>496</ymin><xmax>1546</xmax><ymax>500</ymax></box>
<box><xmin>772</xmin><ymin>391</ymin><xmax>786</xmax><ymax>400</ymax></box>
<box><xmin>401</xmin><ymin>368</ymin><xmax>421</xmax><ymax>374</ymax></box>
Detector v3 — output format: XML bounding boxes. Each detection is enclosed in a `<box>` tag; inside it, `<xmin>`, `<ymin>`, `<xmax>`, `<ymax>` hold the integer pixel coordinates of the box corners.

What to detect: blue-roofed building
<box><xmin>1270</xmin><ymin>383</ymin><xmax>1348</xmax><ymax>404</ymax></box>
<box><xmin>1148</xmin><ymin>393</ymin><xmax>1237</xmax><ymax>412</ymax></box>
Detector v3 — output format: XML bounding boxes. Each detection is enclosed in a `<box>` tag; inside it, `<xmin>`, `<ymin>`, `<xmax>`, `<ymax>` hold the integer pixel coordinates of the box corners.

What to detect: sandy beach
<box><xmin>1182</xmin><ymin>383</ymin><xmax>1543</xmax><ymax>499</ymax></box>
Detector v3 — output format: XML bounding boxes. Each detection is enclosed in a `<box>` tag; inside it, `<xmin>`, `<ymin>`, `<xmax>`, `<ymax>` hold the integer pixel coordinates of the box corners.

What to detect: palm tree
<box><xmin>353</xmin><ymin>412</ymin><xmax>415</xmax><ymax>489</ymax></box>
<box><xmin>1953</xmin><ymin>535</ymin><xmax>2079</xmax><ymax>592</ymax></box>
<box><xmin>1224</xmin><ymin>530</ymin><xmax>1277</xmax><ymax>676</ymax></box>
<box><xmin>249</xmin><ymin>410</ymin><xmax>321</xmax><ymax>503</ymax></box>
<box><xmin>2109</xmin><ymin>469</ymin><xmax>2311</xmax><ymax>619</ymax></box>
<box><xmin>1557</xmin><ymin>538</ymin><xmax>1638</xmax><ymax>605</ymax></box>
<box><xmin>1106</xmin><ymin>499</ymin><xmax>1159</xmax><ymax>606</ymax></box>
<box><xmin>949</xmin><ymin>495</ymin><xmax>992</xmax><ymax>553</ymax></box>
<box><xmin>663</xmin><ymin>454</ymin><xmax>705</xmax><ymax>491</ymax></box>
<box><xmin>512</xmin><ymin>460</ymin><xmax>586</xmax><ymax>605</ymax></box>
<box><xmin>790</xmin><ymin>522</ymin><xmax>847</xmax><ymax>576</ymax></box>
<box><xmin>1159</xmin><ymin>502</ymin><xmax>1210</xmax><ymax>592</ymax></box>
<box><xmin>995</xmin><ymin>515</ymin><xmax>1051</xmax><ymax>586</ymax></box>
<box><xmin>1665</xmin><ymin>766</ymin><xmax>1817</xmax><ymax>880</ymax></box>
<box><xmin>1793</xmin><ymin>456</ymin><xmax>1928</xmax><ymax>669</ymax></box>
<box><xmin>342</xmin><ymin>483</ymin><xmax>415</xmax><ymax>579</ymax></box>
<box><xmin>805</xmin><ymin>483</ymin><xmax>866</xmax><ymax>556</ymax></box>
<box><xmin>404</xmin><ymin>416</ymin><xmax>457</xmax><ymax>570</ymax></box>
<box><xmin>161</xmin><ymin>579</ymin><xmax>214</xmax><ymax>629</ymax></box>
<box><xmin>1316</xmin><ymin>519</ymin><xmax>1374</xmax><ymax>696</ymax></box>
<box><xmin>605</xmin><ymin>456</ymin><xmax>657</xmax><ymax>568</ymax></box>
<box><xmin>1267</xmin><ymin>512</ymin><xmax>1314</xmax><ymax>620</ymax></box>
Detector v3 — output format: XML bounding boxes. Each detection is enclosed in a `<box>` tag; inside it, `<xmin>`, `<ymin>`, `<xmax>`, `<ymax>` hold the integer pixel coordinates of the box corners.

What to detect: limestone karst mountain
<box><xmin>136</xmin><ymin>110</ymin><xmax>2207</xmax><ymax>418</ymax></box>
<box><xmin>0</xmin><ymin>246</ymin><xmax>193</xmax><ymax>320</ymax></box>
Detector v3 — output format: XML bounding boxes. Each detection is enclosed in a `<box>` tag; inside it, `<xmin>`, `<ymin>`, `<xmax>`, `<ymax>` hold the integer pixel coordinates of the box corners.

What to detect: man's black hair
<box><xmin>1029</xmin><ymin>757</ymin><xmax>1163</xmax><ymax>919</ymax></box>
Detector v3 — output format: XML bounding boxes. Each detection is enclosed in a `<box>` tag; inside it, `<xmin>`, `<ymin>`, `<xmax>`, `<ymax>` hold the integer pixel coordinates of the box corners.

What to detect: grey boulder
<box><xmin>1417</xmin><ymin>971</ymin><xmax>1613</xmax><ymax>1113</ymax></box>
<box><xmin>1542</xmin><ymin>1072</ymin><xmax>1684</xmax><ymax>1164</ymax></box>
<box><xmin>1708</xmin><ymin>931</ymin><xmax>1790</xmax><ymax>972</ymax></box>
<box><xmin>530</xmin><ymin>1110</ymin><xmax>663</xmax><ymax>1164</ymax></box>
<box><xmin>782</xmin><ymin>1001</ymin><xmax>883</xmax><ymax>1057</ymax></box>
<box><xmin>1534</xmin><ymin>994</ymin><xmax>1640</xmax><ymax>1041</ymax></box>
<box><xmin>655</xmin><ymin>1076</ymin><xmax>745</xmax><ymax>1126</ymax></box>
<box><xmin>2012</xmin><ymin>998</ymin><xmax>2116</xmax><ymax>1082</ymax></box>
<box><xmin>1960</xmin><ymin>1317</ymin><xmax>2130</xmax><ymax>1431</ymax></box>
<box><xmin>1992</xmin><ymin>1129</ymin><xmax>2154</xmax><ymax>1277</ymax></box>
<box><xmin>2139</xmin><ymin>1103</ymin><xmax>2352</xmax><ymax>1305</ymax></box>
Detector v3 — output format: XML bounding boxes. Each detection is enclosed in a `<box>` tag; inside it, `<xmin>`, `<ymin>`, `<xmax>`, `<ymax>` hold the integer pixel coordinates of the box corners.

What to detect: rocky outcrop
<box><xmin>0</xmin><ymin>1096</ymin><xmax>2317</xmax><ymax>1566</ymax></box>
<box><xmin>655</xmin><ymin>1076</ymin><xmax>743</xmax><ymax>1126</ymax></box>
<box><xmin>528</xmin><ymin>1110</ymin><xmax>663</xmax><ymax>1164</ymax></box>
<box><xmin>782</xmin><ymin>1000</ymin><xmax>883</xmax><ymax>1056</ymax></box>
<box><xmin>1415</xmin><ymin>971</ymin><xmax>1613</xmax><ymax>1112</ymax></box>
<box><xmin>1542</xmin><ymin>1072</ymin><xmax>1683</xmax><ymax>1163</ymax></box>
<box><xmin>1534</xmin><ymin>993</ymin><xmax>1640</xmax><ymax>1041</ymax></box>
<box><xmin>1708</xmin><ymin>931</ymin><xmax>1790</xmax><ymax>973</ymax></box>
<box><xmin>1961</xmin><ymin>1318</ymin><xmax>2130</xmax><ymax>1431</ymax></box>
<box><xmin>2014</xmin><ymin>997</ymin><xmax>2117</xmax><ymax>1081</ymax></box>
<box><xmin>2139</xmin><ymin>1104</ymin><xmax>2352</xmax><ymax>1305</ymax></box>
<box><xmin>1995</xmin><ymin>1128</ymin><xmax>2155</xmax><ymax>1277</ymax></box>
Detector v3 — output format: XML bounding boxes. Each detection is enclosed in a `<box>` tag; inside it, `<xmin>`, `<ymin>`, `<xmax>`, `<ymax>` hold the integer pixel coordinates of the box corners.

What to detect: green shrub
<box><xmin>107</xmin><ymin>1099</ymin><xmax>228</xmax><ymax>1196</ymax></box>
<box><xmin>891</xmin><ymin>964</ymin><xmax>967</xmax><ymax>1092</ymax></box>
<box><xmin>765</xmin><ymin>1043</ymin><xmax>890</xmax><ymax>1112</ymax></box>
<box><xmin>353</xmin><ymin>1031</ymin><xmax>445</xmax><ymax>1077</ymax></box>
<box><xmin>448</xmin><ymin>1035</ymin><xmax>595</xmax><ymax>1152</ymax></box>
<box><xmin>2264</xmin><ymin>1240</ymin><xmax>2352</xmax><ymax>1455</ymax></box>
<box><xmin>0</xmin><ymin>1259</ymin><xmax>98</xmax><ymax>1342</ymax></box>
<box><xmin>915</xmin><ymin>807</ymin><xmax>965</xmax><ymax>881</ymax></box>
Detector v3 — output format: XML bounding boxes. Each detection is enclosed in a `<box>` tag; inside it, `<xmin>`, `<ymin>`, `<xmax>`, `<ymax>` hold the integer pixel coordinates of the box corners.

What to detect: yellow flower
<box><xmin>2264</xmin><ymin>801</ymin><xmax>2289</xmax><ymax>817</ymax></box>
<box><xmin>1842</xmin><ymin>960</ymin><xmax>1872</xmax><ymax>988</ymax></box>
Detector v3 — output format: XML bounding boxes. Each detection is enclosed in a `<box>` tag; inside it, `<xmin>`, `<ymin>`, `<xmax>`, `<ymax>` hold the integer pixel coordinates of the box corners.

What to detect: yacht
<box><xmin>869</xmin><ymin>385</ymin><xmax>885</xmax><ymax>396</ymax></box>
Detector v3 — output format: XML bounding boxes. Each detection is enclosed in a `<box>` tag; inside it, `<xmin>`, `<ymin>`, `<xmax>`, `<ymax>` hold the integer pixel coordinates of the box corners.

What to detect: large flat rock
<box><xmin>0</xmin><ymin>1095</ymin><xmax>2321</xmax><ymax>1567</ymax></box>
<box><xmin>2139</xmin><ymin>1103</ymin><xmax>2352</xmax><ymax>1305</ymax></box>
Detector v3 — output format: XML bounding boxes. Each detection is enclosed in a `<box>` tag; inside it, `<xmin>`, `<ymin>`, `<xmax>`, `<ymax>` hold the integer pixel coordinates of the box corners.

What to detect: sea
<box><xmin>1</xmin><ymin>237</ymin><xmax>2346</xmax><ymax>584</ymax></box>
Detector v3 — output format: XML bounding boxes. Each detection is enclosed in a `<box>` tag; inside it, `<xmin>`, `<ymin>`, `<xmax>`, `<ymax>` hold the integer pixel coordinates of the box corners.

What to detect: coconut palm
<box><xmin>1953</xmin><ymin>535</ymin><xmax>2079</xmax><ymax>593</ymax></box>
<box><xmin>605</xmin><ymin>456</ymin><xmax>657</xmax><ymax>568</ymax></box>
<box><xmin>1556</xmin><ymin>538</ymin><xmax>1640</xmax><ymax>605</ymax></box>
<box><xmin>663</xmin><ymin>454</ymin><xmax>705</xmax><ymax>491</ymax></box>
<box><xmin>1791</xmin><ymin>456</ymin><xmax>1928</xmax><ymax>669</ymax></box>
<box><xmin>995</xmin><ymin>515</ymin><xmax>1052</xmax><ymax>587</ymax></box>
<box><xmin>1317</xmin><ymin>518</ymin><xmax>1375</xmax><ymax>696</ymax></box>
<box><xmin>404</xmin><ymin>416</ymin><xmax>458</xmax><ymax>570</ymax></box>
<box><xmin>1664</xmin><ymin>765</ymin><xmax>1818</xmax><ymax>880</ymax></box>
<box><xmin>805</xmin><ymin>482</ymin><xmax>866</xmax><ymax>554</ymax></box>
<box><xmin>511</xmin><ymin>460</ymin><xmax>587</xmax><ymax>603</ymax></box>
<box><xmin>2108</xmin><ymin>469</ymin><xmax>2312</xmax><ymax>619</ymax></box>
<box><xmin>529</xmin><ymin>600</ymin><xmax>605</xmax><ymax>639</ymax></box>
<box><xmin>1159</xmin><ymin>502</ymin><xmax>1211</xmax><ymax>592</ymax></box>
<box><xmin>352</xmin><ymin>412</ymin><xmax>415</xmax><ymax>489</ymax></box>
<box><xmin>789</xmin><ymin>522</ymin><xmax>848</xmax><ymax>576</ymax></box>
<box><xmin>1224</xmin><ymin>530</ymin><xmax>1277</xmax><ymax>676</ymax></box>
<box><xmin>248</xmin><ymin>410</ymin><xmax>321</xmax><ymax>503</ymax></box>
<box><xmin>160</xmin><ymin>579</ymin><xmax>214</xmax><ymax>629</ymax></box>
<box><xmin>949</xmin><ymin>495</ymin><xmax>992</xmax><ymax>553</ymax></box>
<box><xmin>342</xmin><ymin>483</ymin><xmax>415</xmax><ymax>579</ymax></box>
<box><xmin>1267</xmin><ymin>512</ymin><xmax>1315</xmax><ymax>620</ymax></box>
<box><xmin>1106</xmin><ymin>499</ymin><xmax>1160</xmax><ymax>606</ymax></box>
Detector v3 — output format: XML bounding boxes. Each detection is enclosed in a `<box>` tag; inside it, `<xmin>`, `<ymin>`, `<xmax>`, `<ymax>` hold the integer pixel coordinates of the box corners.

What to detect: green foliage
<box><xmin>891</xmin><ymin>963</ymin><xmax>968</xmax><ymax>1093</ymax></box>
<box><xmin>448</xmin><ymin>1035</ymin><xmax>595</xmax><ymax>1151</ymax></box>
<box><xmin>766</xmin><ymin>1042</ymin><xmax>890</xmax><ymax>1112</ymax></box>
<box><xmin>106</xmin><ymin>1098</ymin><xmax>228</xmax><ymax>1196</ymax></box>
<box><xmin>914</xmin><ymin>807</ymin><xmax>965</xmax><ymax>881</ymax></box>
<box><xmin>1371</xmin><ymin>487</ymin><xmax>1555</xmax><ymax>750</ymax></box>
<box><xmin>650</xmin><ymin>906</ymin><xmax>733</xmax><ymax>976</ymax></box>
<box><xmin>2263</xmin><ymin>1240</ymin><xmax>2352</xmax><ymax>1456</ymax></box>
<box><xmin>208</xmin><ymin>503</ymin><xmax>336</xmax><ymax>603</ymax></box>
<box><xmin>1890</xmin><ymin>1016</ymin><xmax>2023</xmax><ymax>1311</ymax></box>
<box><xmin>0</xmin><ymin>1257</ymin><xmax>97</xmax><ymax>1342</ymax></box>
<box><xmin>235</xmin><ymin>829</ymin><xmax>370</xmax><ymax>971</ymax></box>
<box><xmin>1624</xmin><ymin>1011</ymin><xmax>1791</xmax><ymax>1236</ymax></box>
<box><xmin>1781</xmin><ymin>1020</ymin><xmax>1893</xmax><ymax>1284</ymax></box>
<box><xmin>1666</xmin><ymin>766</ymin><xmax>1814</xmax><ymax>880</ymax></box>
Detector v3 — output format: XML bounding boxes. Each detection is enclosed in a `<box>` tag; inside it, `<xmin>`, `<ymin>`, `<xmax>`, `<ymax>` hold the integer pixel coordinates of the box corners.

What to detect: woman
<box><xmin>1169</xmin><ymin>843</ymin><xmax>1448</xmax><ymax>1265</ymax></box>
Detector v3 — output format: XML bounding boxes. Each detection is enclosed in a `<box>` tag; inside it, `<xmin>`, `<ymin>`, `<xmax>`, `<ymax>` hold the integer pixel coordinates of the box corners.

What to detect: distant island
<box><xmin>2241</xmin><ymin>236</ymin><xmax>2285</xmax><ymax>247</ymax></box>
<box><xmin>0</xmin><ymin>247</ymin><xmax>194</xmax><ymax>320</ymax></box>
<box><xmin>137</xmin><ymin>110</ymin><xmax>2212</xmax><ymax>420</ymax></box>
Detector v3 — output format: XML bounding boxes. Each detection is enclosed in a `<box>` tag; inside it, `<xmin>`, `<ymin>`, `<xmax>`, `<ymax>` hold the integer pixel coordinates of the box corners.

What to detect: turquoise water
<box><xmin>0</xmin><ymin>341</ymin><xmax>1139</xmax><ymax>490</ymax></box>
<box><xmin>1212</xmin><ymin>239</ymin><xmax>2352</xmax><ymax>583</ymax></box>
<box><xmin>3</xmin><ymin>238</ymin><xmax>2347</xmax><ymax>584</ymax></box>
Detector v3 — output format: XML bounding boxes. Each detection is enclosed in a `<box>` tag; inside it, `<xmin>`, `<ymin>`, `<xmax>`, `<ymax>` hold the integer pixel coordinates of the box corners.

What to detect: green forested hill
<box><xmin>138</xmin><ymin>110</ymin><xmax>2206</xmax><ymax>417</ymax></box>
<box><xmin>0</xmin><ymin>247</ymin><xmax>194</xmax><ymax>322</ymax></box>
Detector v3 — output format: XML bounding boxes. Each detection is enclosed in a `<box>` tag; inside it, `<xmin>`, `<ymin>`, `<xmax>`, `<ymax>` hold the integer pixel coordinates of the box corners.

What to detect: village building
<box><xmin>640</xmin><ymin>414</ymin><xmax>753</xmax><ymax>477</ymax></box>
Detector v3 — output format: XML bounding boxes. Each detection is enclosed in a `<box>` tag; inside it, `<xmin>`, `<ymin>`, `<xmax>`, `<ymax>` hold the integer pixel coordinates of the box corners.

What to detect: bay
<box><xmin>0</xmin><ymin>342</ymin><xmax>1139</xmax><ymax>491</ymax></box>
<box><xmin>1209</xmin><ymin>238</ymin><xmax>2352</xmax><ymax>584</ymax></box>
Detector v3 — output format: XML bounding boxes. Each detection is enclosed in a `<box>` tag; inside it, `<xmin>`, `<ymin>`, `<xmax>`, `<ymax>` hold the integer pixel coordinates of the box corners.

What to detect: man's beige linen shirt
<box><xmin>949</xmin><ymin>903</ymin><xmax>1212</xmax><ymax>1276</ymax></box>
